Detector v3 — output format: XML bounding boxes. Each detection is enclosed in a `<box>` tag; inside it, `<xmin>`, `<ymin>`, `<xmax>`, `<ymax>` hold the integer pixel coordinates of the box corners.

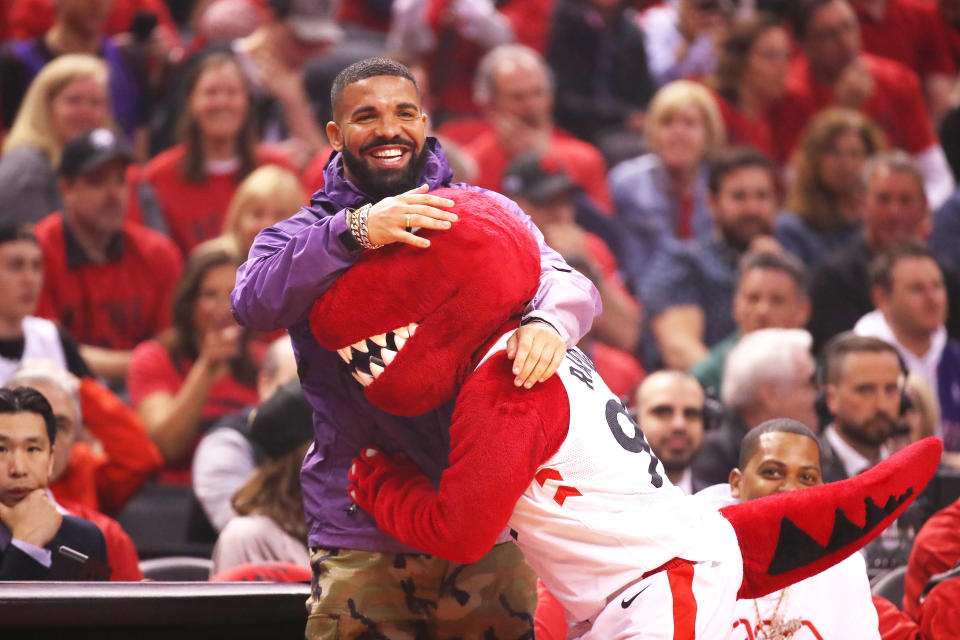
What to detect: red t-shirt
<box><xmin>855</xmin><ymin>0</ymin><xmax>956</xmax><ymax>79</ymax></box>
<box><xmin>127</xmin><ymin>339</ymin><xmax>259</xmax><ymax>423</ymax></box>
<box><xmin>35</xmin><ymin>214</ymin><xmax>183</xmax><ymax>351</ymax></box>
<box><xmin>773</xmin><ymin>53</ymin><xmax>937</xmax><ymax>162</ymax></box>
<box><xmin>710</xmin><ymin>89</ymin><xmax>778</xmax><ymax>162</ymax></box>
<box><xmin>130</xmin><ymin>143</ymin><xmax>292</xmax><ymax>255</ymax></box>
<box><xmin>127</xmin><ymin>339</ymin><xmax>259</xmax><ymax>484</ymax></box>
<box><xmin>423</xmin><ymin>0</ymin><xmax>555</xmax><ymax>116</ymax></box>
<box><xmin>465</xmin><ymin>128</ymin><xmax>613</xmax><ymax>213</ymax></box>
<box><xmin>8</xmin><ymin>0</ymin><xmax>180</xmax><ymax>47</ymax></box>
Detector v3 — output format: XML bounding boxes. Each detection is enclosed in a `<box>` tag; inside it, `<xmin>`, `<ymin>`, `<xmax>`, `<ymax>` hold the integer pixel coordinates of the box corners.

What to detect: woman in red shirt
<box><xmin>708</xmin><ymin>14</ymin><xmax>792</xmax><ymax>163</ymax></box>
<box><xmin>131</xmin><ymin>52</ymin><xmax>290</xmax><ymax>255</ymax></box>
<box><xmin>127</xmin><ymin>240</ymin><xmax>258</xmax><ymax>483</ymax></box>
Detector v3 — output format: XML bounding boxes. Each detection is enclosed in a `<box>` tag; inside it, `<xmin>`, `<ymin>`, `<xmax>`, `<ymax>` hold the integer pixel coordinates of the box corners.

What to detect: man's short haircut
<box><xmin>473</xmin><ymin>44</ymin><xmax>553</xmax><ymax>108</ymax></box>
<box><xmin>868</xmin><ymin>239</ymin><xmax>940</xmax><ymax>293</ymax></box>
<box><xmin>329</xmin><ymin>57</ymin><xmax>419</xmax><ymax>117</ymax></box>
<box><xmin>0</xmin><ymin>222</ymin><xmax>38</xmax><ymax>248</ymax></box>
<box><xmin>738</xmin><ymin>417</ymin><xmax>822</xmax><ymax>470</ymax></box>
<box><xmin>787</xmin><ymin>0</ymin><xmax>843</xmax><ymax>40</ymax></box>
<box><xmin>736</xmin><ymin>251</ymin><xmax>809</xmax><ymax>298</ymax></box>
<box><xmin>708</xmin><ymin>146</ymin><xmax>775</xmax><ymax>195</ymax></box>
<box><xmin>635</xmin><ymin>370</ymin><xmax>703</xmax><ymax>410</ymax></box>
<box><xmin>0</xmin><ymin>386</ymin><xmax>57</xmax><ymax>445</ymax></box>
<box><xmin>821</xmin><ymin>332</ymin><xmax>901</xmax><ymax>384</ymax></box>
<box><xmin>862</xmin><ymin>150</ymin><xmax>926</xmax><ymax>204</ymax></box>
<box><xmin>722</xmin><ymin>328</ymin><xmax>812</xmax><ymax>410</ymax></box>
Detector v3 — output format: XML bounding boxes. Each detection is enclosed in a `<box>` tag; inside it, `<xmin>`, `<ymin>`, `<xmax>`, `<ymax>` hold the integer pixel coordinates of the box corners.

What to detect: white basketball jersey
<box><xmin>479</xmin><ymin>335</ymin><xmax>731</xmax><ymax>623</ymax></box>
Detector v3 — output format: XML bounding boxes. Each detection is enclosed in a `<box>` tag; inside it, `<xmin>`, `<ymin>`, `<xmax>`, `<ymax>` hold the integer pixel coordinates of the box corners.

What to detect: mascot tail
<box><xmin>721</xmin><ymin>437</ymin><xmax>942</xmax><ymax>599</ymax></box>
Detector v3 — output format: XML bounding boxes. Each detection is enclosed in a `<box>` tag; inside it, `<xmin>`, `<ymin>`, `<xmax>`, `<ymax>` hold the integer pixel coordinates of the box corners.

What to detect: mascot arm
<box><xmin>466</xmin><ymin>186</ymin><xmax>602</xmax><ymax>345</ymax></box>
<box><xmin>349</xmin><ymin>353</ymin><xmax>569</xmax><ymax>564</ymax></box>
<box><xmin>721</xmin><ymin>437</ymin><xmax>942</xmax><ymax>599</ymax></box>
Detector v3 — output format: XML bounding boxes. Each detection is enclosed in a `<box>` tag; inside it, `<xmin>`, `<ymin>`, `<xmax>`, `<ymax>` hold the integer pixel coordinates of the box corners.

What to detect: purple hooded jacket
<box><xmin>231</xmin><ymin>139</ymin><xmax>601</xmax><ymax>551</ymax></box>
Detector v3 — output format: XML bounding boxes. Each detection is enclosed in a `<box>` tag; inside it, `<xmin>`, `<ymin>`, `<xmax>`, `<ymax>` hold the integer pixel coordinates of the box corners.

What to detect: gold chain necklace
<box><xmin>753</xmin><ymin>587</ymin><xmax>803</xmax><ymax>640</ymax></box>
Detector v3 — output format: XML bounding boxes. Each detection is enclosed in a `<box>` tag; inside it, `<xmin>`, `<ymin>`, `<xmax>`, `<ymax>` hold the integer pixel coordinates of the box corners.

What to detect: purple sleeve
<box><xmin>460</xmin><ymin>185</ymin><xmax>602</xmax><ymax>347</ymax></box>
<box><xmin>231</xmin><ymin>207</ymin><xmax>358</xmax><ymax>331</ymax></box>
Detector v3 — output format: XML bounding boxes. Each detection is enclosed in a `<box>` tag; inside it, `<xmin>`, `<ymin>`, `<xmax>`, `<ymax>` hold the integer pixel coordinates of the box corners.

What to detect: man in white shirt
<box><xmin>854</xmin><ymin>239</ymin><xmax>960</xmax><ymax>451</ymax></box>
<box><xmin>819</xmin><ymin>333</ymin><xmax>902</xmax><ymax>481</ymax></box>
<box><xmin>699</xmin><ymin>418</ymin><xmax>881</xmax><ymax>640</ymax></box>
<box><xmin>633</xmin><ymin>370</ymin><xmax>708</xmax><ymax>494</ymax></box>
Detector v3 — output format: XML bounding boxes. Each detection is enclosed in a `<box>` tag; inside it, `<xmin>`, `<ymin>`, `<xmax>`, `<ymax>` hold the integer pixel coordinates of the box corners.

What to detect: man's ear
<box><xmin>729</xmin><ymin>467</ymin><xmax>743</xmax><ymax>498</ymax></box>
<box><xmin>326</xmin><ymin>121</ymin><xmax>343</xmax><ymax>152</ymax></box>
<box><xmin>46</xmin><ymin>444</ymin><xmax>55</xmax><ymax>481</ymax></box>
<box><xmin>825</xmin><ymin>383</ymin><xmax>839</xmax><ymax>418</ymax></box>
<box><xmin>795</xmin><ymin>297</ymin><xmax>811</xmax><ymax>328</ymax></box>
<box><xmin>871</xmin><ymin>285</ymin><xmax>889</xmax><ymax>313</ymax></box>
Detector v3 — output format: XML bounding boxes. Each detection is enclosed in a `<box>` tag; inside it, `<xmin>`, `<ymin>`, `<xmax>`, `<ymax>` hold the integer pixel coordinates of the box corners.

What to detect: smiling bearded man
<box><xmin>231</xmin><ymin>57</ymin><xmax>602</xmax><ymax>639</ymax></box>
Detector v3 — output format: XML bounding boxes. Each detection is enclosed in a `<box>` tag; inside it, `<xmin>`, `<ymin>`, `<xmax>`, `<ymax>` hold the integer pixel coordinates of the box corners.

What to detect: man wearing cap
<box><xmin>232</xmin><ymin>57</ymin><xmax>600</xmax><ymax>639</ymax></box>
<box><xmin>33</xmin><ymin>129</ymin><xmax>182</xmax><ymax>386</ymax></box>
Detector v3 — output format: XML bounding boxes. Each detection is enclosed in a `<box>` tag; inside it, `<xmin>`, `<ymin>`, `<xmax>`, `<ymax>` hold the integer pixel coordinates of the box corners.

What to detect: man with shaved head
<box><xmin>634</xmin><ymin>370</ymin><xmax>709</xmax><ymax>494</ymax></box>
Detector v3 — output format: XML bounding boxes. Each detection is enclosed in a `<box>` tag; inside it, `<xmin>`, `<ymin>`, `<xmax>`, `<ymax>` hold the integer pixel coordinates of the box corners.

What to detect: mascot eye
<box><xmin>337</xmin><ymin>324</ymin><xmax>418</xmax><ymax>387</ymax></box>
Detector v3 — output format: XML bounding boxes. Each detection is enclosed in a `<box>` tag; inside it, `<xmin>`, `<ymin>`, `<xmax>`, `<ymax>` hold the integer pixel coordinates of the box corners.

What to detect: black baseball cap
<box><xmin>249</xmin><ymin>380</ymin><xmax>314</xmax><ymax>459</ymax></box>
<box><xmin>58</xmin><ymin>128</ymin><xmax>132</xmax><ymax>178</ymax></box>
<box><xmin>502</xmin><ymin>153</ymin><xmax>576</xmax><ymax>205</ymax></box>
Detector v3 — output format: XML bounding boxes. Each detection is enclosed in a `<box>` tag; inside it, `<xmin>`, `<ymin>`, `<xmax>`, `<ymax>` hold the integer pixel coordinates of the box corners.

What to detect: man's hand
<box><xmin>366</xmin><ymin>185</ymin><xmax>458</xmax><ymax>248</ymax></box>
<box><xmin>491</xmin><ymin>113</ymin><xmax>550</xmax><ymax>158</ymax></box>
<box><xmin>0</xmin><ymin>490</ymin><xmax>62</xmax><ymax>548</ymax></box>
<box><xmin>507</xmin><ymin>321</ymin><xmax>566</xmax><ymax>389</ymax></box>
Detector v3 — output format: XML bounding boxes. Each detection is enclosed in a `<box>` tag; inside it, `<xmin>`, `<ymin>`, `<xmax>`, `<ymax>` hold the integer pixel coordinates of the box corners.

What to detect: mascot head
<box><xmin>310</xmin><ymin>188</ymin><xmax>541</xmax><ymax>416</ymax></box>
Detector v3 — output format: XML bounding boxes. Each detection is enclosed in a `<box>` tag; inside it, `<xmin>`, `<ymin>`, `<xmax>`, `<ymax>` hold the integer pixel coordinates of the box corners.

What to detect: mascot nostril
<box><xmin>309</xmin><ymin>188</ymin><xmax>541</xmax><ymax>417</ymax></box>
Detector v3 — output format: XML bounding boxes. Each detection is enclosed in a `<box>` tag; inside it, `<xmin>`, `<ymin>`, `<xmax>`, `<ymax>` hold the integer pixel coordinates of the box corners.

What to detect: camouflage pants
<box><xmin>304</xmin><ymin>542</ymin><xmax>537</xmax><ymax>640</ymax></box>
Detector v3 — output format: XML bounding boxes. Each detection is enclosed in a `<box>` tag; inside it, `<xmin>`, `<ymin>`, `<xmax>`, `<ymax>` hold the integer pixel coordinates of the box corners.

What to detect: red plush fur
<box><xmin>310</xmin><ymin>188</ymin><xmax>541</xmax><ymax>416</ymax></box>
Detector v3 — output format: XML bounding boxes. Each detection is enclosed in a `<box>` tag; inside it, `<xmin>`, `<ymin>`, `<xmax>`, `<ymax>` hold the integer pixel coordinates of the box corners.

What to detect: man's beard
<box><xmin>837</xmin><ymin>412</ymin><xmax>898</xmax><ymax>447</ymax></box>
<box><xmin>341</xmin><ymin>138</ymin><xmax>430</xmax><ymax>202</ymax></box>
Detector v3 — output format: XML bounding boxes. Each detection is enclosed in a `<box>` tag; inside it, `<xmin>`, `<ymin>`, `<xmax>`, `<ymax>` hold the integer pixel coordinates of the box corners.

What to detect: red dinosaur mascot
<box><xmin>310</xmin><ymin>188</ymin><xmax>941</xmax><ymax>638</ymax></box>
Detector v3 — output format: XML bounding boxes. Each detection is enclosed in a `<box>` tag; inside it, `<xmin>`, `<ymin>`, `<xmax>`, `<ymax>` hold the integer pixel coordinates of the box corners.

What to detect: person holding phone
<box><xmin>0</xmin><ymin>386</ymin><xmax>108</xmax><ymax>580</ymax></box>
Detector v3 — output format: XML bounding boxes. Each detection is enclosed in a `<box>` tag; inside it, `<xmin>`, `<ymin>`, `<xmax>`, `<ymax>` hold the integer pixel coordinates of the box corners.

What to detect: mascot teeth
<box><xmin>337</xmin><ymin>324</ymin><xmax>418</xmax><ymax>386</ymax></box>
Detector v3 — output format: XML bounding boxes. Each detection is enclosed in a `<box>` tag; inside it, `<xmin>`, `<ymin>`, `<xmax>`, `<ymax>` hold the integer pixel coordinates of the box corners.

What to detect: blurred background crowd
<box><xmin>2</xmin><ymin>0</ymin><xmax>960</xmax><ymax>636</ymax></box>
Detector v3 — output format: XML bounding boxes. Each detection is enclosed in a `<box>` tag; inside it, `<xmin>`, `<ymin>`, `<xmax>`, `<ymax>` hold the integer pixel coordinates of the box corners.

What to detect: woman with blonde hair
<box><xmin>609</xmin><ymin>79</ymin><xmax>725</xmax><ymax>277</ymax></box>
<box><xmin>221</xmin><ymin>165</ymin><xmax>306</xmax><ymax>257</ymax></box>
<box><xmin>0</xmin><ymin>54</ymin><xmax>111</xmax><ymax>222</ymax></box>
<box><xmin>778</xmin><ymin>108</ymin><xmax>885</xmax><ymax>265</ymax></box>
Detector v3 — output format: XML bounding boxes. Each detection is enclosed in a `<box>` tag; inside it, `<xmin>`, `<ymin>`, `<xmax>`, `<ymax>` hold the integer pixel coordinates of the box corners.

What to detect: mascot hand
<box><xmin>347</xmin><ymin>446</ymin><xmax>420</xmax><ymax>513</ymax></box>
<box><xmin>508</xmin><ymin>321</ymin><xmax>566</xmax><ymax>388</ymax></box>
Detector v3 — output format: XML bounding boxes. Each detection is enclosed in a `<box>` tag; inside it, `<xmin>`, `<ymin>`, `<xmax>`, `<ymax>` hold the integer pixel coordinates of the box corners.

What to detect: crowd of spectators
<box><xmin>2</xmin><ymin>0</ymin><xmax>960</xmax><ymax>636</ymax></box>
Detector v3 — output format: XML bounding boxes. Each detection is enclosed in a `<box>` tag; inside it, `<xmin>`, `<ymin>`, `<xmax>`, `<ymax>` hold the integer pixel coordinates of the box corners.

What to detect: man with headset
<box><xmin>818</xmin><ymin>333</ymin><xmax>904</xmax><ymax>482</ymax></box>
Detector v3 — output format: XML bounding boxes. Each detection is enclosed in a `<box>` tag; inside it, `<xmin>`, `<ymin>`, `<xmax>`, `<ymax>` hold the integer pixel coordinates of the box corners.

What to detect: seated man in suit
<box><xmin>0</xmin><ymin>386</ymin><xmax>108</xmax><ymax>580</ymax></box>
